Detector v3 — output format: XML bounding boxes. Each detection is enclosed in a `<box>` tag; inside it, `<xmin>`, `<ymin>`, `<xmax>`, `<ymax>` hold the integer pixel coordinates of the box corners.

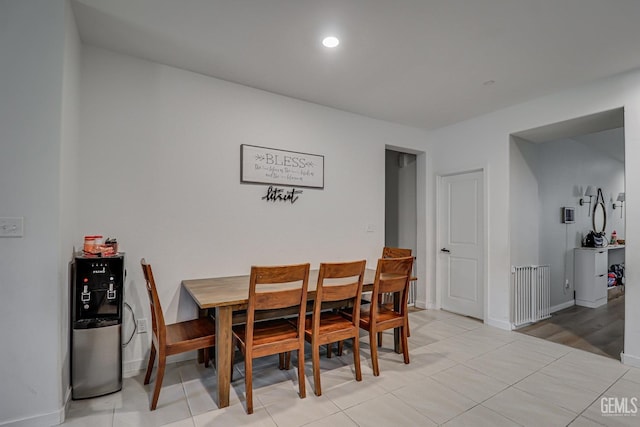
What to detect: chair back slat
<box><xmin>254</xmin><ymin>288</ymin><xmax>305</xmax><ymax>310</ymax></box>
<box><xmin>321</xmin><ymin>281</ymin><xmax>360</xmax><ymax>302</ymax></box>
<box><xmin>253</xmin><ymin>265</ymin><xmax>309</xmax><ymax>284</ymax></box>
<box><xmin>382</xmin><ymin>246</ymin><xmax>412</xmax><ymax>258</ymax></box>
<box><xmin>321</xmin><ymin>261</ymin><xmax>366</xmax><ymax>279</ymax></box>
<box><xmin>379</xmin><ymin>275</ymin><xmax>409</xmax><ymax>294</ymax></box>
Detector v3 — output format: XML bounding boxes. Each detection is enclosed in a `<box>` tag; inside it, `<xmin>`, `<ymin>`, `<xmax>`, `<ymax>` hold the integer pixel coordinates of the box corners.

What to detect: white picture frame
<box><xmin>240</xmin><ymin>144</ymin><xmax>324</xmax><ymax>189</ymax></box>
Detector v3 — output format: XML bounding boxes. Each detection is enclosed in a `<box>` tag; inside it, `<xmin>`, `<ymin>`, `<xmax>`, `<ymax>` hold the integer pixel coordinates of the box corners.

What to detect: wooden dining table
<box><xmin>182</xmin><ymin>268</ymin><xmax>404</xmax><ymax>408</ymax></box>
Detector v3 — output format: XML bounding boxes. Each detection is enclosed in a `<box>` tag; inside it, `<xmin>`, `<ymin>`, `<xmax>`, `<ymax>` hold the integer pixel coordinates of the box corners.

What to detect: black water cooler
<box><xmin>71</xmin><ymin>254</ymin><xmax>124</xmax><ymax>399</ymax></box>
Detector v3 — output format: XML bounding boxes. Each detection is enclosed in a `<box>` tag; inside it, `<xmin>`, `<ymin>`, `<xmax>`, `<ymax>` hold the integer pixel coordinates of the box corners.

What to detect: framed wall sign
<box><xmin>241</xmin><ymin>144</ymin><xmax>324</xmax><ymax>189</ymax></box>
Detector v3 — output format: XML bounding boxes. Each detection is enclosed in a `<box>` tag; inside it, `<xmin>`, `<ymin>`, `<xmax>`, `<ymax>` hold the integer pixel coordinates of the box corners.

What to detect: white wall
<box><xmin>59</xmin><ymin>0</ymin><xmax>81</xmax><ymax>407</ymax></box>
<box><xmin>512</xmin><ymin>131</ymin><xmax>625</xmax><ymax>308</ymax></box>
<box><xmin>430</xmin><ymin>69</ymin><xmax>640</xmax><ymax>366</ymax></box>
<box><xmin>0</xmin><ymin>0</ymin><xmax>76</xmax><ymax>425</ymax></box>
<box><xmin>510</xmin><ymin>138</ymin><xmax>540</xmax><ymax>267</ymax></box>
<box><xmin>78</xmin><ymin>46</ymin><xmax>431</xmax><ymax>373</ymax></box>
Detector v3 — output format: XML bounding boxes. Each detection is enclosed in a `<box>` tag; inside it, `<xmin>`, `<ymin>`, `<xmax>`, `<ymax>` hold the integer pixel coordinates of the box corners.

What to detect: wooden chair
<box><xmin>356</xmin><ymin>256</ymin><xmax>413</xmax><ymax>376</ymax></box>
<box><xmin>140</xmin><ymin>259</ymin><xmax>216</xmax><ymax>410</ymax></box>
<box><xmin>304</xmin><ymin>260</ymin><xmax>366</xmax><ymax>396</ymax></box>
<box><xmin>380</xmin><ymin>246</ymin><xmax>414</xmax><ymax>340</ymax></box>
<box><xmin>232</xmin><ymin>263</ymin><xmax>310</xmax><ymax>414</ymax></box>
<box><xmin>336</xmin><ymin>247</ymin><xmax>415</xmax><ymax>357</ymax></box>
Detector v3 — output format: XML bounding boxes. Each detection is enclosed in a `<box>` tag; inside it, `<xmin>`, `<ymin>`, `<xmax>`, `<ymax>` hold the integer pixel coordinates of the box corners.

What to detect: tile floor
<box><xmin>62</xmin><ymin>310</ymin><xmax>640</xmax><ymax>426</ymax></box>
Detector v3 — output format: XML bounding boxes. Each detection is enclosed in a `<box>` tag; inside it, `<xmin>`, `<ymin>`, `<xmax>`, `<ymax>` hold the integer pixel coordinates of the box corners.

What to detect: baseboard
<box><xmin>550</xmin><ymin>299</ymin><xmax>575</xmax><ymax>313</ymax></box>
<box><xmin>575</xmin><ymin>298</ymin><xmax>607</xmax><ymax>309</ymax></box>
<box><xmin>487</xmin><ymin>317</ymin><xmax>511</xmax><ymax>331</ymax></box>
<box><xmin>621</xmin><ymin>352</ymin><xmax>640</xmax><ymax>368</ymax></box>
<box><xmin>414</xmin><ymin>301</ymin><xmax>428</xmax><ymax>309</ymax></box>
<box><xmin>123</xmin><ymin>352</ymin><xmax>197</xmax><ymax>378</ymax></box>
<box><xmin>0</xmin><ymin>405</ymin><xmax>66</xmax><ymax>427</ymax></box>
<box><xmin>62</xmin><ymin>386</ymin><xmax>71</xmax><ymax>423</ymax></box>
<box><xmin>123</xmin><ymin>358</ymin><xmax>148</xmax><ymax>378</ymax></box>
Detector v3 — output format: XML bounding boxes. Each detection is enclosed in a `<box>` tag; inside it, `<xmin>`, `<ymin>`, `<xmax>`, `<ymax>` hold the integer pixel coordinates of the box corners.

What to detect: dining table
<box><xmin>182</xmin><ymin>267</ymin><xmax>407</xmax><ymax>408</ymax></box>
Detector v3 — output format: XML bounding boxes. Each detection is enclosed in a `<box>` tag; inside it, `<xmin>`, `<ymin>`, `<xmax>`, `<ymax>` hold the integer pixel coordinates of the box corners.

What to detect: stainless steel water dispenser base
<box><xmin>71</xmin><ymin>324</ymin><xmax>122</xmax><ymax>399</ymax></box>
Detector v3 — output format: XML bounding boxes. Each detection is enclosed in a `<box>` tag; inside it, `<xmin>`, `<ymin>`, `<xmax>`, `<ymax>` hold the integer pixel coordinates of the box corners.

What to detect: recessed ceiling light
<box><xmin>322</xmin><ymin>36</ymin><xmax>340</xmax><ymax>48</ymax></box>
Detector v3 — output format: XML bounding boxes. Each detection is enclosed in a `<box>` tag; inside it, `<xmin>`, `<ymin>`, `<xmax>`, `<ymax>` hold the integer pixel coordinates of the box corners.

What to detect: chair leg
<box><xmin>326</xmin><ymin>343</ymin><xmax>332</xmax><ymax>358</ymax></box>
<box><xmin>369</xmin><ymin>329</ymin><xmax>380</xmax><ymax>376</ymax></box>
<box><xmin>230</xmin><ymin>358</ymin><xmax>235</xmax><ymax>383</ymax></box>
<box><xmin>278</xmin><ymin>352</ymin><xmax>292</xmax><ymax>370</ymax></box>
<box><xmin>402</xmin><ymin>324</ymin><xmax>410</xmax><ymax>365</ymax></box>
<box><xmin>297</xmin><ymin>348</ymin><xmax>306</xmax><ymax>399</ymax></box>
<box><xmin>231</xmin><ymin>338</ymin><xmax>239</xmax><ymax>381</ymax></box>
<box><xmin>245</xmin><ymin>356</ymin><xmax>253</xmax><ymax>414</ymax></box>
<box><xmin>353</xmin><ymin>336</ymin><xmax>362</xmax><ymax>381</ymax></box>
<box><xmin>150</xmin><ymin>351</ymin><xmax>166</xmax><ymax>410</ymax></box>
<box><xmin>376</xmin><ymin>295</ymin><xmax>384</xmax><ymax>349</ymax></box>
<box><xmin>203</xmin><ymin>347</ymin><xmax>210</xmax><ymax>368</ymax></box>
<box><xmin>337</xmin><ymin>340</ymin><xmax>344</xmax><ymax>356</ymax></box>
<box><xmin>406</xmin><ymin>316</ymin><xmax>411</xmax><ymax>337</ymax></box>
<box><xmin>144</xmin><ymin>342</ymin><xmax>156</xmax><ymax>385</ymax></box>
<box><xmin>312</xmin><ymin>342</ymin><xmax>321</xmax><ymax>396</ymax></box>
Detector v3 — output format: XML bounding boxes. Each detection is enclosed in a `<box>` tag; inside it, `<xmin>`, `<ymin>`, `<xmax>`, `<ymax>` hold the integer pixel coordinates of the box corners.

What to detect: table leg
<box><xmin>197</xmin><ymin>308</ymin><xmax>208</xmax><ymax>364</ymax></box>
<box><xmin>215</xmin><ymin>305</ymin><xmax>232</xmax><ymax>408</ymax></box>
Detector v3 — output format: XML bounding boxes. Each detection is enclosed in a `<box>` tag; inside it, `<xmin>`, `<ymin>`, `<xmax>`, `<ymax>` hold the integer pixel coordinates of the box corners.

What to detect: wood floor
<box><xmin>517</xmin><ymin>294</ymin><xmax>625</xmax><ymax>360</ymax></box>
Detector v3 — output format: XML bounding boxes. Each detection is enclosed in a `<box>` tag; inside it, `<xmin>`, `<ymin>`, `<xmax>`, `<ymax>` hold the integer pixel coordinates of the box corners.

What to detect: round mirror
<box><xmin>592</xmin><ymin>201</ymin><xmax>607</xmax><ymax>233</ymax></box>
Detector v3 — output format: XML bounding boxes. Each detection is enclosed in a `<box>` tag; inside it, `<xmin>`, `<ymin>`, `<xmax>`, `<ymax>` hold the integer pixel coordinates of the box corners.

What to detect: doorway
<box><xmin>385</xmin><ymin>149</ymin><xmax>417</xmax><ymax>304</ymax></box>
<box><xmin>510</xmin><ymin>108</ymin><xmax>626</xmax><ymax>360</ymax></box>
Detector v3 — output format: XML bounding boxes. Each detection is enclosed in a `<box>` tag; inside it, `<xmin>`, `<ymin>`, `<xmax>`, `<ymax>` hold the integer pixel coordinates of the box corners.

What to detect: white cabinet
<box><xmin>574</xmin><ymin>246</ymin><xmax>625</xmax><ymax>308</ymax></box>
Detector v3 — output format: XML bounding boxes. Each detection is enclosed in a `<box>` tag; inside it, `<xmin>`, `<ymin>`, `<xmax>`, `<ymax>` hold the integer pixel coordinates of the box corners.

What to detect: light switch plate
<box><xmin>137</xmin><ymin>318</ymin><xmax>148</xmax><ymax>334</ymax></box>
<box><xmin>0</xmin><ymin>217</ymin><xmax>24</xmax><ymax>237</ymax></box>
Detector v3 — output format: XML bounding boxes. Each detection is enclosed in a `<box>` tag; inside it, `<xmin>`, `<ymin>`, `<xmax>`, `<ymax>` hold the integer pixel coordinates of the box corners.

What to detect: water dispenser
<box><xmin>70</xmin><ymin>254</ymin><xmax>124</xmax><ymax>399</ymax></box>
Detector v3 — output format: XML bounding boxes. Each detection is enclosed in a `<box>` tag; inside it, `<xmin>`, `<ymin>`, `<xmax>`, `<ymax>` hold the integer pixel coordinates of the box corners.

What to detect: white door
<box><xmin>439</xmin><ymin>170</ymin><xmax>484</xmax><ymax>319</ymax></box>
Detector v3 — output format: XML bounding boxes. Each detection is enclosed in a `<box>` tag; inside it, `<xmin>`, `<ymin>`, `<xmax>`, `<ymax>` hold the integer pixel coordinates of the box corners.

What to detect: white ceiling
<box><xmin>71</xmin><ymin>0</ymin><xmax>640</xmax><ymax>130</ymax></box>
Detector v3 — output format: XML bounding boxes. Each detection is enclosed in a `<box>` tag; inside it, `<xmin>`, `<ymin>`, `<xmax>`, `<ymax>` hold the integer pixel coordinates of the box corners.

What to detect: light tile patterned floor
<box><xmin>62</xmin><ymin>310</ymin><xmax>640</xmax><ymax>426</ymax></box>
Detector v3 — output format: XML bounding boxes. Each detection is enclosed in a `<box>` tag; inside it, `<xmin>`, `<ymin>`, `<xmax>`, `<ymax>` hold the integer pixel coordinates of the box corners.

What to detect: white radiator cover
<box><xmin>511</xmin><ymin>265</ymin><xmax>551</xmax><ymax>328</ymax></box>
